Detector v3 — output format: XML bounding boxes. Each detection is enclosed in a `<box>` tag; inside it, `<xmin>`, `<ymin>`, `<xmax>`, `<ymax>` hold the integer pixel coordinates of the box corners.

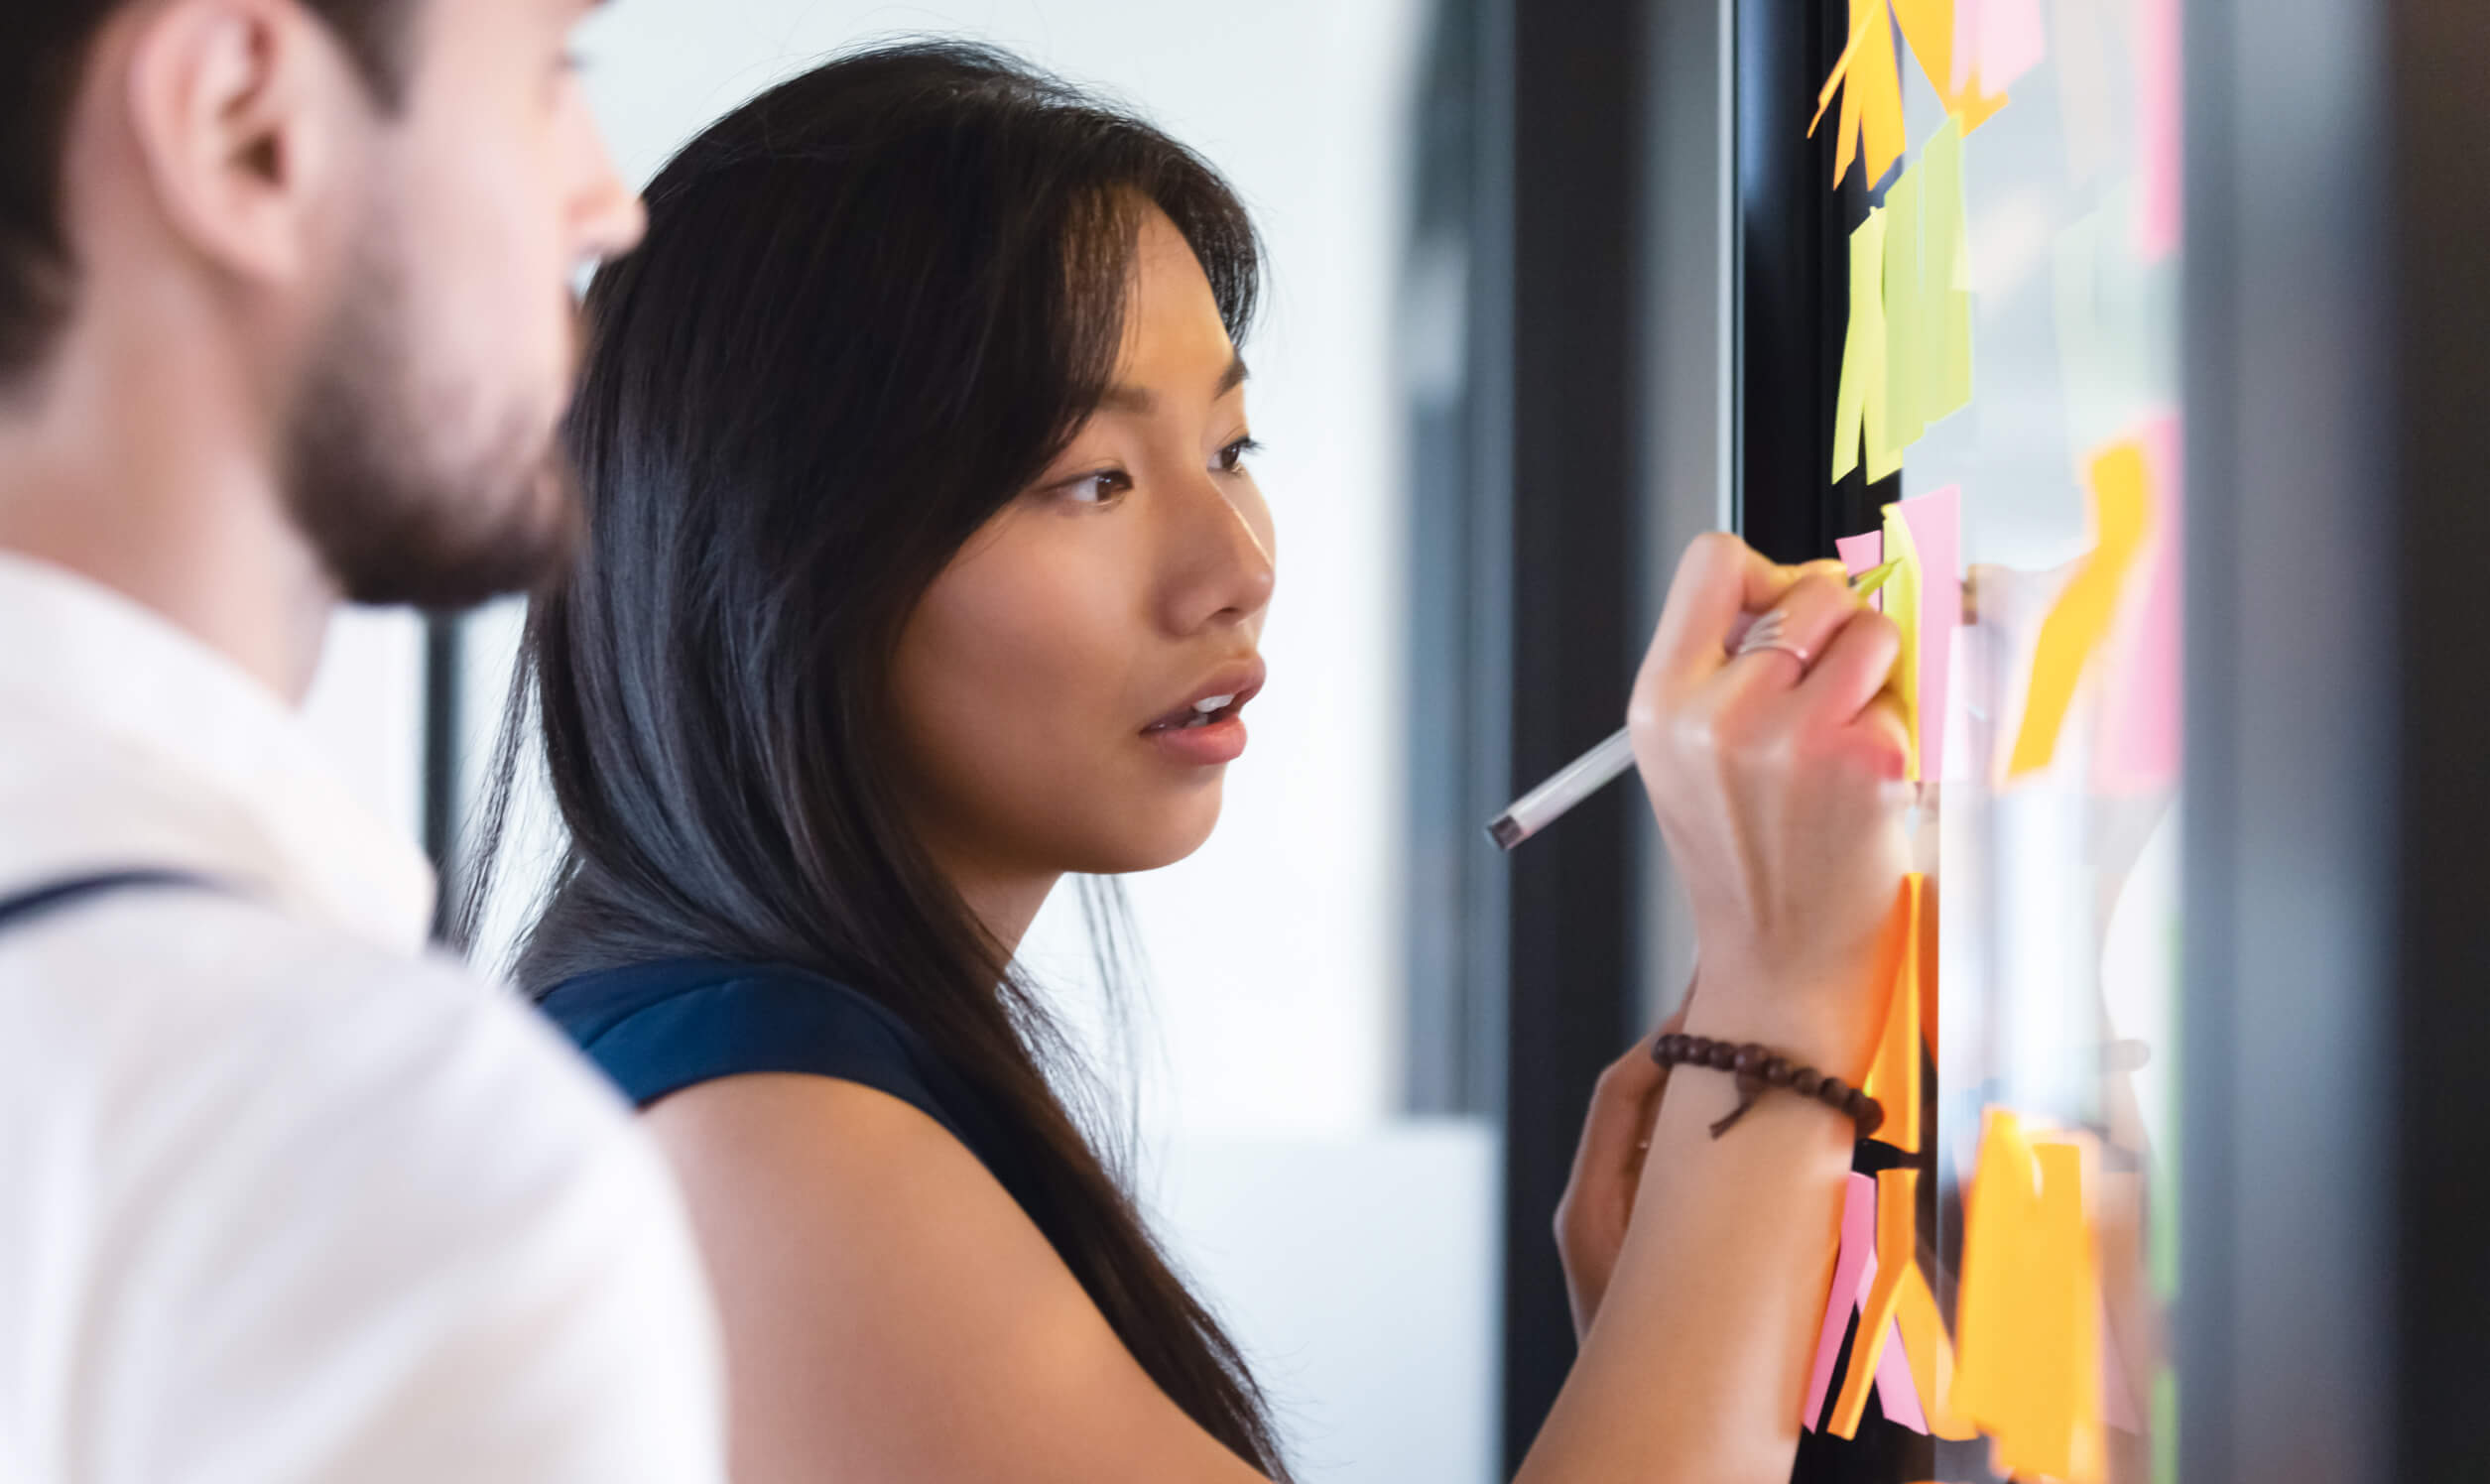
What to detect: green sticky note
<box><xmin>1883</xmin><ymin>160</ymin><xmax>1929</xmax><ymax>456</ymax></box>
<box><xmin>1833</xmin><ymin>206</ymin><xmax>1895</xmax><ymax>483</ymax></box>
<box><xmin>1920</xmin><ymin>115</ymin><xmax>1974</xmax><ymax>420</ymax></box>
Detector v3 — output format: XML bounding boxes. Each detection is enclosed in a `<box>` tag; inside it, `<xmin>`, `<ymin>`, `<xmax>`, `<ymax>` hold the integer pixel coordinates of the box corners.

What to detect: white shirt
<box><xmin>0</xmin><ymin>553</ymin><xmax>725</xmax><ymax>1483</ymax></box>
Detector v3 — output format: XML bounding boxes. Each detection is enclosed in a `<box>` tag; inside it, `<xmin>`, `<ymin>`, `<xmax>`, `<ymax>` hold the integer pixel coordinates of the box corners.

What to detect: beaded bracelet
<box><xmin>1650</xmin><ymin>1033</ymin><xmax>1886</xmax><ymax>1141</ymax></box>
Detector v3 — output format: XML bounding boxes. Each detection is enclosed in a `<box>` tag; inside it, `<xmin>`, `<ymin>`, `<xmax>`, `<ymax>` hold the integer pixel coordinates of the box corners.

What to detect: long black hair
<box><xmin>456</xmin><ymin>40</ymin><xmax>1287</xmax><ymax>1476</ymax></box>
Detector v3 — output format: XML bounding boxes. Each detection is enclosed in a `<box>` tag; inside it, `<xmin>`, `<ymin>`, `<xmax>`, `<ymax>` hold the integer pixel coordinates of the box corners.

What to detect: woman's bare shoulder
<box><xmin>639</xmin><ymin>1072</ymin><xmax>1273</xmax><ymax>1483</ymax></box>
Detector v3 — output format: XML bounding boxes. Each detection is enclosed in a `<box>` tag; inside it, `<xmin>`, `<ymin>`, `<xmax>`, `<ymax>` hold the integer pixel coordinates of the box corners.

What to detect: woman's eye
<box><xmin>1215</xmin><ymin>436</ymin><xmax>1263</xmax><ymax>473</ymax></box>
<box><xmin>1063</xmin><ymin>469</ymin><xmax>1132</xmax><ymax>505</ymax></box>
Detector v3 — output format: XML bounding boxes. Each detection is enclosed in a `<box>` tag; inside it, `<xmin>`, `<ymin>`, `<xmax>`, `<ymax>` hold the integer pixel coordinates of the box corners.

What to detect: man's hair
<box><xmin>0</xmin><ymin>0</ymin><xmax>417</xmax><ymax>389</ymax></box>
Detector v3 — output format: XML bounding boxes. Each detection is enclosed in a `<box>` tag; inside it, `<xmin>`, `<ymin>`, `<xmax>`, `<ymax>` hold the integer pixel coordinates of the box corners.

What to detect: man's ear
<box><xmin>121</xmin><ymin>0</ymin><xmax>365</xmax><ymax>289</ymax></box>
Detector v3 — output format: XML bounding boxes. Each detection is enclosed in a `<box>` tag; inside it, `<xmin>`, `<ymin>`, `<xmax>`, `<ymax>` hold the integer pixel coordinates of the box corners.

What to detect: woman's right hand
<box><xmin>1625</xmin><ymin>533</ymin><xmax>1912</xmax><ymax>1081</ymax></box>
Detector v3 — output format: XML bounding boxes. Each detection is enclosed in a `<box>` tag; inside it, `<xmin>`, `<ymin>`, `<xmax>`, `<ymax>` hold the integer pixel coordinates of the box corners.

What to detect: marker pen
<box><xmin>1485</xmin><ymin>559</ymin><xmax>1900</xmax><ymax>851</ymax></box>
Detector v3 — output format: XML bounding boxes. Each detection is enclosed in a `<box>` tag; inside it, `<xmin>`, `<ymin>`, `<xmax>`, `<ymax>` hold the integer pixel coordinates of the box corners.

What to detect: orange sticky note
<box><xmin>1893</xmin><ymin>1259</ymin><xmax>1977</xmax><ymax>1439</ymax></box>
<box><xmin>1861</xmin><ymin>875</ymin><xmax>1924</xmax><ymax>1153</ymax></box>
<box><xmin>1812</xmin><ymin>0</ymin><xmax>1909</xmax><ymax>190</ymax></box>
<box><xmin>1891</xmin><ymin>0</ymin><xmax>2012</xmax><ymax>133</ymax></box>
<box><xmin>2007</xmin><ymin>439</ymin><xmax>2152</xmax><ymax>777</ymax></box>
<box><xmin>1828</xmin><ymin>1167</ymin><xmax>1919</xmax><ymax>1436</ymax></box>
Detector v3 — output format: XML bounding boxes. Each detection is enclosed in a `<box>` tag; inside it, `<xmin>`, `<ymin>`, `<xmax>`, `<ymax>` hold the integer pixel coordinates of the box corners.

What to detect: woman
<box><xmin>473</xmin><ymin>41</ymin><xmax>1910</xmax><ymax>1483</ymax></box>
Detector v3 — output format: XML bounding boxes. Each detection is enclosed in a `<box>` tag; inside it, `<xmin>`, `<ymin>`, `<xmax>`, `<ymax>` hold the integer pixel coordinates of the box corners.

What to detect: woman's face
<box><xmin>889</xmin><ymin>206</ymin><xmax>1277</xmax><ymax>889</ymax></box>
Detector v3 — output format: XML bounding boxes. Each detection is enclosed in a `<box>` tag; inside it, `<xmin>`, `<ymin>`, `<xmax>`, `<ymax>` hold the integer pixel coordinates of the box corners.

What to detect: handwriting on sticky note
<box><xmin>2007</xmin><ymin>440</ymin><xmax>2151</xmax><ymax>777</ymax></box>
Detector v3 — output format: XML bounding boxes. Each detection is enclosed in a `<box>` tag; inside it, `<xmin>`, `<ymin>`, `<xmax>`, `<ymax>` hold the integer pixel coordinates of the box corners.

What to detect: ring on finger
<box><xmin>1733</xmin><ymin>609</ymin><xmax>1815</xmax><ymax>674</ymax></box>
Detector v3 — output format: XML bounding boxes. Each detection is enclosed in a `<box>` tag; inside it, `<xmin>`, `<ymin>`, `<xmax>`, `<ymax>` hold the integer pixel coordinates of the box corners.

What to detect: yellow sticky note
<box><xmin>2007</xmin><ymin>439</ymin><xmax>2152</xmax><ymax>776</ymax></box>
<box><xmin>1832</xmin><ymin>209</ymin><xmax>1896</xmax><ymax>484</ymax></box>
<box><xmin>2000</xmin><ymin>1142</ymin><xmax>2106</xmax><ymax>1483</ymax></box>
<box><xmin>1883</xmin><ymin>159</ymin><xmax>1929</xmax><ymax>455</ymax></box>
<box><xmin>1828</xmin><ymin>1168</ymin><xmax>1919</xmax><ymax>1437</ymax></box>
<box><xmin>1861</xmin><ymin>874</ymin><xmax>1924</xmax><ymax>1153</ymax></box>
<box><xmin>1950</xmin><ymin>1112</ymin><xmax>2108</xmax><ymax>1484</ymax></box>
<box><xmin>1949</xmin><ymin>1109</ymin><xmax>2035</xmax><ymax>1427</ymax></box>
<box><xmin>1919</xmin><ymin>116</ymin><xmax>1974</xmax><ymax>422</ymax></box>
<box><xmin>1813</xmin><ymin>1</ymin><xmax>1910</xmax><ymax>190</ymax></box>
<box><xmin>1890</xmin><ymin>0</ymin><xmax>2013</xmax><ymax>133</ymax></box>
<box><xmin>1880</xmin><ymin>504</ymin><xmax>1926</xmax><ymax>778</ymax></box>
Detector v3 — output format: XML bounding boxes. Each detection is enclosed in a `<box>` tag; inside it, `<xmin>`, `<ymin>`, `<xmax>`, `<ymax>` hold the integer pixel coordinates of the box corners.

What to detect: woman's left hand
<box><xmin>1555</xmin><ymin>1002</ymin><xmax>1689</xmax><ymax>1340</ymax></box>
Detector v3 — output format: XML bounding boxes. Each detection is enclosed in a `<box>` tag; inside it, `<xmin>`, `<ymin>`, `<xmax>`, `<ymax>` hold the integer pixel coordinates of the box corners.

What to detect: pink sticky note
<box><xmin>2099</xmin><ymin>417</ymin><xmax>2181</xmax><ymax>792</ymax></box>
<box><xmin>2137</xmin><ymin>0</ymin><xmax>2182</xmax><ymax>258</ymax></box>
<box><xmin>1875</xmin><ymin>1315</ymin><xmax>1930</xmax><ymax>1432</ymax></box>
<box><xmin>2101</xmin><ymin>1298</ymin><xmax>2144</xmax><ymax>1432</ymax></box>
<box><xmin>1895</xmin><ymin>486</ymin><xmax>1962</xmax><ymax>781</ymax></box>
<box><xmin>1836</xmin><ymin>530</ymin><xmax>1886</xmax><ymax>612</ymax></box>
<box><xmin>1979</xmin><ymin>0</ymin><xmax>2046</xmax><ymax>90</ymax></box>
<box><xmin>1803</xmin><ymin>1172</ymin><xmax>1881</xmax><ymax>1430</ymax></box>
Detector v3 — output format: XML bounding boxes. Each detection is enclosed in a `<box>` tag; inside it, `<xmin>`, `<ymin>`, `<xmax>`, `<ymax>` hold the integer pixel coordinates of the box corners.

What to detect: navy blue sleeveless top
<box><xmin>536</xmin><ymin>958</ymin><xmax>1044</xmax><ymax>1220</ymax></box>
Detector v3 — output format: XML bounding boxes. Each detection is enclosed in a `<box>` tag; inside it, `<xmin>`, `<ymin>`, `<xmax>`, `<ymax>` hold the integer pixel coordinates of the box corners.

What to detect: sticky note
<box><xmin>1976</xmin><ymin>0</ymin><xmax>2046</xmax><ymax>91</ymax></box>
<box><xmin>1882</xmin><ymin>161</ymin><xmax>1930</xmax><ymax>455</ymax></box>
<box><xmin>2097</xmin><ymin>417</ymin><xmax>2181</xmax><ymax>792</ymax></box>
<box><xmin>1892</xmin><ymin>0</ymin><xmax>2011</xmax><ymax>133</ymax></box>
<box><xmin>2138</xmin><ymin>0</ymin><xmax>2181</xmax><ymax>258</ymax></box>
<box><xmin>1804</xmin><ymin>1172</ymin><xmax>1882</xmax><ymax>1429</ymax></box>
<box><xmin>1918</xmin><ymin>118</ymin><xmax>1974</xmax><ymax>422</ymax></box>
<box><xmin>2055</xmin><ymin>0</ymin><xmax>2114</xmax><ymax>184</ymax></box>
<box><xmin>2101</xmin><ymin>1295</ymin><xmax>2144</xmax><ymax>1432</ymax></box>
<box><xmin>1950</xmin><ymin>1112</ymin><xmax>2108</xmax><ymax>1484</ymax></box>
<box><xmin>1894</xmin><ymin>1255</ymin><xmax>1977</xmax><ymax>1438</ymax></box>
<box><xmin>1895</xmin><ymin>485</ymin><xmax>1962</xmax><ymax>780</ymax></box>
<box><xmin>1948</xmin><ymin>0</ymin><xmax>1977</xmax><ymax>93</ymax></box>
<box><xmin>2007</xmin><ymin>439</ymin><xmax>2152</xmax><ymax>777</ymax></box>
<box><xmin>1875</xmin><ymin>1315</ymin><xmax>1930</xmax><ymax>1432</ymax></box>
<box><xmin>1949</xmin><ymin>1109</ymin><xmax>2036</xmax><ymax>1427</ymax></box>
<box><xmin>1832</xmin><ymin>209</ymin><xmax>1897</xmax><ymax>483</ymax></box>
<box><xmin>1836</xmin><ymin>531</ymin><xmax>1888</xmax><ymax>613</ymax></box>
<box><xmin>1861</xmin><ymin>875</ymin><xmax>1925</xmax><ymax>1153</ymax></box>
<box><xmin>1879</xmin><ymin>508</ymin><xmax>1925</xmax><ymax>778</ymax></box>
<box><xmin>1828</xmin><ymin>1168</ymin><xmax>1920</xmax><ymax>1437</ymax></box>
<box><xmin>1812</xmin><ymin>0</ymin><xmax>1909</xmax><ymax>191</ymax></box>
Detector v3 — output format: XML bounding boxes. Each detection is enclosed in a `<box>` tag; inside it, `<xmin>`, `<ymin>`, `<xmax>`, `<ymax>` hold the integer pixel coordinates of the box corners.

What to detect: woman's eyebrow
<box><xmin>1098</xmin><ymin>354</ymin><xmax>1251</xmax><ymax>415</ymax></box>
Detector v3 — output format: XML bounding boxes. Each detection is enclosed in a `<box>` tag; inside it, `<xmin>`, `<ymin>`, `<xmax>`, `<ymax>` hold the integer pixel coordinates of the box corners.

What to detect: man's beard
<box><xmin>282</xmin><ymin>237</ymin><xmax>582</xmax><ymax>611</ymax></box>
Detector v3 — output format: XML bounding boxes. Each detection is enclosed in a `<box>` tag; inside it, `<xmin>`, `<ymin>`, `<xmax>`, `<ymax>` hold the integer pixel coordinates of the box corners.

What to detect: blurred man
<box><xmin>0</xmin><ymin>1</ymin><xmax>722</xmax><ymax>1478</ymax></box>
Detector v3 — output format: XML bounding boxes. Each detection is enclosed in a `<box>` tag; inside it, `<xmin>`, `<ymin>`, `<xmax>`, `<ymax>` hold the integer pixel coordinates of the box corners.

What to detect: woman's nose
<box><xmin>1160</xmin><ymin>468</ymin><xmax>1276</xmax><ymax>635</ymax></box>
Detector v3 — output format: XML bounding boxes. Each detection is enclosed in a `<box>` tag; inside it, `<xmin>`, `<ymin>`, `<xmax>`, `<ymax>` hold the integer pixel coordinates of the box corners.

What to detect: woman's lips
<box><xmin>1145</xmin><ymin>712</ymin><xmax>1248</xmax><ymax>766</ymax></box>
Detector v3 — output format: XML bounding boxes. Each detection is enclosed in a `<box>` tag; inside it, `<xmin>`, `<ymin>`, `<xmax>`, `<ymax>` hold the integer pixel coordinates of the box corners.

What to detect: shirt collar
<box><xmin>0</xmin><ymin>551</ymin><xmax>436</xmax><ymax>956</ymax></box>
